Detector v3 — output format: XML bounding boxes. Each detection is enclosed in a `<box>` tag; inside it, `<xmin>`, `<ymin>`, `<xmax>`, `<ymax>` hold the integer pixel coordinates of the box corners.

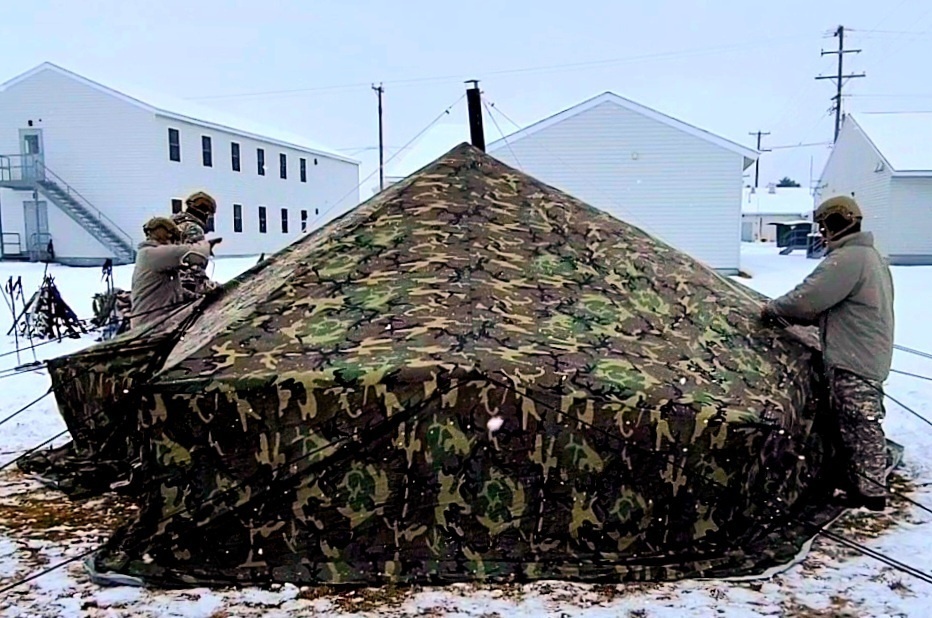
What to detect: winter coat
<box><xmin>130</xmin><ymin>239</ymin><xmax>211</xmax><ymax>331</ymax></box>
<box><xmin>769</xmin><ymin>231</ymin><xmax>895</xmax><ymax>382</ymax></box>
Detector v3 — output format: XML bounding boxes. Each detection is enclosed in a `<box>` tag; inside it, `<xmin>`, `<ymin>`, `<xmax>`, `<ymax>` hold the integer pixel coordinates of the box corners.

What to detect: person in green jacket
<box><xmin>761</xmin><ymin>195</ymin><xmax>895</xmax><ymax>512</ymax></box>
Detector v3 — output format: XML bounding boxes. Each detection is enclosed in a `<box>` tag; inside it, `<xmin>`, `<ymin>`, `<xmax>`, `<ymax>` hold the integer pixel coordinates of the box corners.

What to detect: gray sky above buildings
<box><xmin>1</xmin><ymin>0</ymin><xmax>930</xmax><ymax>198</ymax></box>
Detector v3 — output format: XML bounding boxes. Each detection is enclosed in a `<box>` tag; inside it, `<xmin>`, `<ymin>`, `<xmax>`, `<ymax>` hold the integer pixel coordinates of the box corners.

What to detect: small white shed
<box><xmin>816</xmin><ymin>113</ymin><xmax>932</xmax><ymax>265</ymax></box>
<box><xmin>486</xmin><ymin>92</ymin><xmax>758</xmax><ymax>273</ymax></box>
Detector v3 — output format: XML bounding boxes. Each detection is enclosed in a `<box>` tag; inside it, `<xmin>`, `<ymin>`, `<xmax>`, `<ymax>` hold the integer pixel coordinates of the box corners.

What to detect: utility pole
<box><xmin>816</xmin><ymin>25</ymin><xmax>865</xmax><ymax>142</ymax></box>
<box><xmin>465</xmin><ymin>80</ymin><xmax>485</xmax><ymax>151</ymax></box>
<box><xmin>372</xmin><ymin>83</ymin><xmax>385</xmax><ymax>191</ymax></box>
<box><xmin>748</xmin><ymin>131</ymin><xmax>771</xmax><ymax>188</ymax></box>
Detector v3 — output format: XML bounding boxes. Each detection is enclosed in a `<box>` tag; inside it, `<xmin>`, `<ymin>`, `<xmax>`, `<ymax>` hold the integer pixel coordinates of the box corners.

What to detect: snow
<box><xmin>851</xmin><ymin>112</ymin><xmax>932</xmax><ymax>173</ymax></box>
<box><xmin>0</xmin><ymin>244</ymin><xmax>932</xmax><ymax>616</ymax></box>
<box><xmin>742</xmin><ymin>186</ymin><xmax>814</xmax><ymax>216</ymax></box>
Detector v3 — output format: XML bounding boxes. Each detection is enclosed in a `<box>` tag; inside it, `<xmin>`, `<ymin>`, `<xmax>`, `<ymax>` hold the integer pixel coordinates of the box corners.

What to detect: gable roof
<box><xmin>742</xmin><ymin>186</ymin><xmax>814</xmax><ymax>216</ymax></box>
<box><xmin>847</xmin><ymin>113</ymin><xmax>932</xmax><ymax>175</ymax></box>
<box><xmin>487</xmin><ymin>91</ymin><xmax>758</xmax><ymax>166</ymax></box>
<box><xmin>0</xmin><ymin>62</ymin><xmax>358</xmax><ymax>165</ymax></box>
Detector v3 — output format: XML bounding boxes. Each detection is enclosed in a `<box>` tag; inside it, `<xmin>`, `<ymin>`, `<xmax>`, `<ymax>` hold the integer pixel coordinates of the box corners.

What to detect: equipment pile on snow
<box><xmin>8</xmin><ymin>273</ymin><xmax>86</xmax><ymax>341</ymax></box>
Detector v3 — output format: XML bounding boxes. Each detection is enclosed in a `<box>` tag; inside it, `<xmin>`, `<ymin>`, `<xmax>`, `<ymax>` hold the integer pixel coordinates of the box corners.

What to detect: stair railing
<box><xmin>36</xmin><ymin>160</ymin><xmax>136</xmax><ymax>254</ymax></box>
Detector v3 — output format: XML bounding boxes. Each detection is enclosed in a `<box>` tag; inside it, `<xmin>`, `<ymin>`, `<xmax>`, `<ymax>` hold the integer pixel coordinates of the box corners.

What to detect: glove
<box><xmin>760</xmin><ymin>304</ymin><xmax>781</xmax><ymax>328</ymax></box>
<box><xmin>208</xmin><ymin>237</ymin><xmax>223</xmax><ymax>247</ymax></box>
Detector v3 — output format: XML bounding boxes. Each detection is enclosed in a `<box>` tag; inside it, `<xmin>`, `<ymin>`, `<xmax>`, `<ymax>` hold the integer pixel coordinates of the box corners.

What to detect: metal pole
<box><xmin>465</xmin><ymin>80</ymin><xmax>486</xmax><ymax>151</ymax></box>
<box><xmin>372</xmin><ymin>84</ymin><xmax>385</xmax><ymax>191</ymax></box>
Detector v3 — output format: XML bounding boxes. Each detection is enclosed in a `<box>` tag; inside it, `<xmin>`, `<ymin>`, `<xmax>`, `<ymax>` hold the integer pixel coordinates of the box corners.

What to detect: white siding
<box><xmin>816</xmin><ymin>119</ymin><xmax>893</xmax><ymax>255</ymax></box>
<box><xmin>0</xmin><ymin>66</ymin><xmax>359</xmax><ymax>263</ymax></box>
<box><xmin>0</xmin><ymin>67</ymin><xmax>154</xmax><ymax>260</ymax></box>
<box><xmin>488</xmin><ymin>101</ymin><xmax>745</xmax><ymax>271</ymax></box>
<box><xmin>154</xmin><ymin>117</ymin><xmax>358</xmax><ymax>257</ymax></box>
<box><xmin>888</xmin><ymin>176</ymin><xmax>932</xmax><ymax>261</ymax></box>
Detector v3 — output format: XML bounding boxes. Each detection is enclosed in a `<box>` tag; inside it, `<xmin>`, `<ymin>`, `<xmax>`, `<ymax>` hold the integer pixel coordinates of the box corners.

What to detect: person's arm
<box><xmin>146</xmin><ymin>241</ymin><xmax>211</xmax><ymax>272</ymax></box>
<box><xmin>767</xmin><ymin>250</ymin><xmax>862</xmax><ymax>323</ymax></box>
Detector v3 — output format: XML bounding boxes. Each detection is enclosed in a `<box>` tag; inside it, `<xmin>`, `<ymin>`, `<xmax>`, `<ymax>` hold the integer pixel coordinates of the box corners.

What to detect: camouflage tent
<box><xmin>39</xmin><ymin>144</ymin><xmax>844</xmax><ymax>587</ymax></box>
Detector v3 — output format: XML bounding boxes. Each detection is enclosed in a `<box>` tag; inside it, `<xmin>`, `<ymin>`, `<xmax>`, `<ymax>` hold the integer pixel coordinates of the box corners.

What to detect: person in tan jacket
<box><xmin>762</xmin><ymin>195</ymin><xmax>895</xmax><ymax>512</ymax></box>
<box><xmin>130</xmin><ymin>217</ymin><xmax>218</xmax><ymax>331</ymax></box>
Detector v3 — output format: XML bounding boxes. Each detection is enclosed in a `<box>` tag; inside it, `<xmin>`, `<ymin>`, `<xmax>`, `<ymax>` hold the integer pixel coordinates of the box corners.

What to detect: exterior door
<box><xmin>19</xmin><ymin>129</ymin><xmax>44</xmax><ymax>181</ymax></box>
<box><xmin>23</xmin><ymin>200</ymin><xmax>51</xmax><ymax>261</ymax></box>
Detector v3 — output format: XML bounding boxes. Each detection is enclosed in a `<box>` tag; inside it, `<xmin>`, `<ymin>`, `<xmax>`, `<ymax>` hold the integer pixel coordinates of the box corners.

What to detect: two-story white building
<box><xmin>487</xmin><ymin>92</ymin><xmax>759</xmax><ymax>274</ymax></box>
<box><xmin>0</xmin><ymin>62</ymin><xmax>359</xmax><ymax>265</ymax></box>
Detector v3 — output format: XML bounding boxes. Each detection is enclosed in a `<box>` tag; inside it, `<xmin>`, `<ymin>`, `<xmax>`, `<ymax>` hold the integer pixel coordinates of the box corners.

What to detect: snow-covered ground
<box><xmin>0</xmin><ymin>244</ymin><xmax>931</xmax><ymax>617</ymax></box>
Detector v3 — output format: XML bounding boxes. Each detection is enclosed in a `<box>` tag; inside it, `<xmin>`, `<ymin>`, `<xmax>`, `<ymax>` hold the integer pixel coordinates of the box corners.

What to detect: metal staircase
<box><xmin>0</xmin><ymin>154</ymin><xmax>136</xmax><ymax>264</ymax></box>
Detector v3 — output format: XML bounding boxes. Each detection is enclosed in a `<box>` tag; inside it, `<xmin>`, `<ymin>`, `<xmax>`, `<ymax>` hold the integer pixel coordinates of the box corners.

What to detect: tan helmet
<box><xmin>143</xmin><ymin>216</ymin><xmax>181</xmax><ymax>243</ymax></box>
<box><xmin>814</xmin><ymin>195</ymin><xmax>862</xmax><ymax>224</ymax></box>
<box><xmin>185</xmin><ymin>191</ymin><xmax>217</xmax><ymax>218</ymax></box>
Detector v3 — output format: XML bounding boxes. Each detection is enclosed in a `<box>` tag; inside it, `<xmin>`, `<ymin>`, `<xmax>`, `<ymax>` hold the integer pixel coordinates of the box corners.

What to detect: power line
<box><xmin>184</xmin><ymin>36</ymin><xmax>811</xmax><ymax>102</ymax></box>
<box><xmin>768</xmin><ymin>141</ymin><xmax>833</xmax><ymax>150</ymax></box>
<box><xmin>289</xmin><ymin>94</ymin><xmax>467</xmax><ymax>232</ymax></box>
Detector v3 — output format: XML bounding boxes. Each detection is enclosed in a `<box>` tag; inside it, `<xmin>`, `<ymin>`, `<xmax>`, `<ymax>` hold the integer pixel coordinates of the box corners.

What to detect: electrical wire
<box><xmin>185</xmin><ymin>36</ymin><xmax>811</xmax><ymax>102</ymax></box>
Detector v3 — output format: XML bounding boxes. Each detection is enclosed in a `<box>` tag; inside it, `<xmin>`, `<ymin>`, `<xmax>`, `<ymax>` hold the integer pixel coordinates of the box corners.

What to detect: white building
<box><xmin>741</xmin><ymin>185</ymin><xmax>814</xmax><ymax>243</ymax></box>
<box><xmin>486</xmin><ymin>92</ymin><xmax>758</xmax><ymax>273</ymax></box>
<box><xmin>816</xmin><ymin>113</ymin><xmax>932</xmax><ymax>265</ymax></box>
<box><xmin>0</xmin><ymin>62</ymin><xmax>359</xmax><ymax>265</ymax></box>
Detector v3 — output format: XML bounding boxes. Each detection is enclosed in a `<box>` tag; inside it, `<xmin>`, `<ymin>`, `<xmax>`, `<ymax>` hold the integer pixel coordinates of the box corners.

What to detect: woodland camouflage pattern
<box><xmin>38</xmin><ymin>144</ymin><xmax>842</xmax><ymax>587</ymax></box>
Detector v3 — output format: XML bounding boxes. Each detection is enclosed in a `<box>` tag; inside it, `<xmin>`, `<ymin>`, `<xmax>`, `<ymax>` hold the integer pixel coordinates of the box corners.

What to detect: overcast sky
<box><xmin>1</xmin><ymin>0</ymin><xmax>930</xmax><ymax>198</ymax></box>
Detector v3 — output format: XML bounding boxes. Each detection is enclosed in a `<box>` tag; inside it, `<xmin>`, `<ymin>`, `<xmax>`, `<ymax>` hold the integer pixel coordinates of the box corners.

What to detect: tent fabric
<box><xmin>48</xmin><ymin>143</ymin><xmax>837</xmax><ymax>586</ymax></box>
<box><xmin>19</xmin><ymin>302</ymin><xmax>198</xmax><ymax>496</ymax></box>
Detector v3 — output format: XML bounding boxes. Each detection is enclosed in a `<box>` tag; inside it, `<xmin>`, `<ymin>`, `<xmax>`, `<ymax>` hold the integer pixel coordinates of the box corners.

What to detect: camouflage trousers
<box><xmin>828</xmin><ymin>368</ymin><xmax>888</xmax><ymax>498</ymax></box>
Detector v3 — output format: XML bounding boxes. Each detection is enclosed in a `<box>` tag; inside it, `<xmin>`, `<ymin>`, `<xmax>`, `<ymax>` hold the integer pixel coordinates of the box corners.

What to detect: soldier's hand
<box><xmin>208</xmin><ymin>237</ymin><xmax>223</xmax><ymax>247</ymax></box>
<box><xmin>760</xmin><ymin>304</ymin><xmax>780</xmax><ymax>328</ymax></box>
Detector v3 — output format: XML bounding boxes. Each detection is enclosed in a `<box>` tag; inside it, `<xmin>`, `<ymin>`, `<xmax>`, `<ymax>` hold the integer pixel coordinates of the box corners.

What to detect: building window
<box><xmin>300</xmin><ymin>158</ymin><xmax>307</xmax><ymax>183</ymax></box>
<box><xmin>168</xmin><ymin>128</ymin><xmax>180</xmax><ymax>162</ymax></box>
<box><xmin>257</xmin><ymin>148</ymin><xmax>265</xmax><ymax>176</ymax></box>
<box><xmin>233</xmin><ymin>204</ymin><xmax>243</xmax><ymax>233</ymax></box>
<box><xmin>171</xmin><ymin>199</ymin><xmax>183</xmax><ymax>214</ymax></box>
<box><xmin>280</xmin><ymin>154</ymin><xmax>287</xmax><ymax>179</ymax></box>
<box><xmin>281</xmin><ymin>208</ymin><xmax>289</xmax><ymax>233</ymax></box>
<box><xmin>206</xmin><ymin>214</ymin><xmax>215</xmax><ymax>233</ymax></box>
<box><xmin>300</xmin><ymin>209</ymin><xmax>308</xmax><ymax>232</ymax></box>
<box><xmin>202</xmin><ymin>136</ymin><xmax>213</xmax><ymax>167</ymax></box>
<box><xmin>258</xmin><ymin>206</ymin><xmax>267</xmax><ymax>233</ymax></box>
<box><xmin>231</xmin><ymin>142</ymin><xmax>241</xmax><ymax>172</ymax></box>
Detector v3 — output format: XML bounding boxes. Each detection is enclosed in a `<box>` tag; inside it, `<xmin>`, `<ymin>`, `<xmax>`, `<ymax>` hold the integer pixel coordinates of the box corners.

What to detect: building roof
<box><xmin>0</xmin><ymin>62</ymin><xmax>357</xmax><ymax>165</ymax></box>
<box><xmin>849</xmin><ymin>113</ymin><xmax>932</xmax><ymax>175</ymax></box>
<box><xmin>742</xmin><ymin>186</ymin><xmax>814</xmax><ymax>216</ymax></box>
<box><xmin>487</xmin><ymin>91</ymin><xmax>759</xmax><ymax>167</ymax></box>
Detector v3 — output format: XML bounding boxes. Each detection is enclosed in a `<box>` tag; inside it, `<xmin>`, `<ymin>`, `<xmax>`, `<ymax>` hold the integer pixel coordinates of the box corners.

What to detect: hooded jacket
<box><xmin>769</xmin><ymin>231</ymin><xmax>895</xmax><ymax>382</ymax></box>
